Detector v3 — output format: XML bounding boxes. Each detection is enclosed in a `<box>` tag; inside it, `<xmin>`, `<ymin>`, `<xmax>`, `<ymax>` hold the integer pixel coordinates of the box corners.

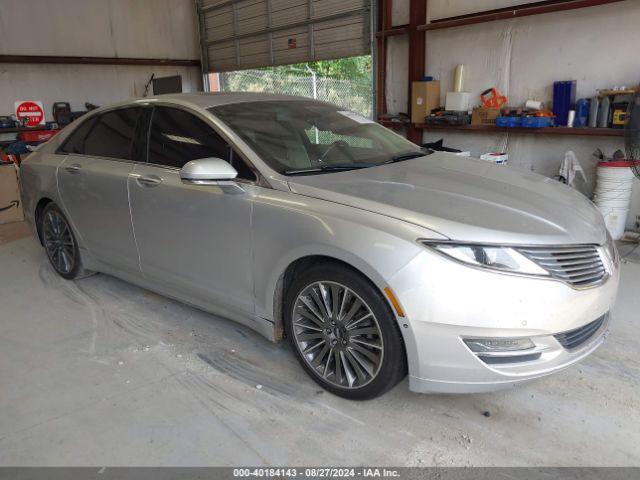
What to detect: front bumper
<box><xmin>388</xmin><ymin>247</ymin><xmax>620</xmax><ymax>394</ymax></box>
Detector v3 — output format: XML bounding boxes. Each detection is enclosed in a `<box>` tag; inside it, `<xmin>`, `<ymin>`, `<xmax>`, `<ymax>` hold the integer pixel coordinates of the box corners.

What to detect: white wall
<box><xmin>386</xmin><ymin>0</ymin><xmax>640</xmax><ymax>230</ymax></box>
<box><xmin>0</xmin><ymin>0</ymin><xmax>202</xmax><ymax>120</ymax></box>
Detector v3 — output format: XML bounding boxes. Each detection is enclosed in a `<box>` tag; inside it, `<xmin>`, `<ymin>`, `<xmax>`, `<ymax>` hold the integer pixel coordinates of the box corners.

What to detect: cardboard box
<box><xmin>0</xmin><ymin>164</ymin><xmax>24</xmax><ymax>224</ymax></box>
<box><xmin>411</xmin><ymin>81</ymin><xmax>440</xmax><ymax>123</ymax></box>
<box><xmin>471</xmin><ymin>107</ymin><xmax>501</xmax><ymax>125</ymax></box>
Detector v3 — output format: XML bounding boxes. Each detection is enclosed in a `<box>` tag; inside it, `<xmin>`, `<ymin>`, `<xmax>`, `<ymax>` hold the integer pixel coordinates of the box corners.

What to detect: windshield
<box><xmin>209</xmin><ymin>101</ymin><xmax>428</xmax><ymax>175</ymax></box>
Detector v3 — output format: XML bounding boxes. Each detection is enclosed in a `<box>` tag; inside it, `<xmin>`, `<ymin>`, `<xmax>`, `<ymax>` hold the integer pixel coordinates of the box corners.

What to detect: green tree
<box><xmin>264</xmin><ymin>56</ymin><xmax>372</xmax><ymax>83</ymax></box>
<box><xmin>219</xmin><ymin>55</ymin><xmax>373</xmax><ymax>117</ymax></box>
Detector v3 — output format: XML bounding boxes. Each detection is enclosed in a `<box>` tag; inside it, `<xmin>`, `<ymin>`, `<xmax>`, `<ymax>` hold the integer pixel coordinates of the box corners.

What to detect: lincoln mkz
<box><xmin>20</xmin><ymin>93</ymin><xmax>619</xmax><ymax>399</ymax></box>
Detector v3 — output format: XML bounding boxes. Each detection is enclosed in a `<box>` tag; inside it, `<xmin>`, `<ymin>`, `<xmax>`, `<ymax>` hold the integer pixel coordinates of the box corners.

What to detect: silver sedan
<box><xmin>19</xmin><ymin>93</ymin><xmax>620</xmax><ymax>399</ymax></box>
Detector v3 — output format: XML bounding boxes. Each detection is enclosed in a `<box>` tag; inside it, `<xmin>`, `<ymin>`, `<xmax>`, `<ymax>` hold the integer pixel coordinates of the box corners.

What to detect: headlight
<box><xmin>422</xmin><ymin>242</ymin><xmax>549</xmax><ymax>276</ymax></box>
<box><xmin>604</xmin><ymin>230</ymin><xmax>619</xmax><ymax>266</ymax></box>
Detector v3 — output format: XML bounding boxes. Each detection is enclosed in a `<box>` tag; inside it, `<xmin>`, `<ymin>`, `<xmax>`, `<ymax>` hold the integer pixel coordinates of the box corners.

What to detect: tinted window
<box><xmin>82</xmin><ymin>108</ymin><xmax>141</xmax><ymax>160</ymax></box>
<box><xmin>131</xmin><ymin>108</ymin><xmax>152</xmax><ymax>163</ymax></box>
<box><xmin>148</xmin><ymin>107</ymin><xmax>231</xmax><ymax>169</ymax></box>
<box><xmin>58</xmin><ymin>117</ymin><xmax>97</xmax><ymax>154</ymax></box>
<box><xmin>229</xmin><ymin>150</ymin><xmax>256</xmax><ymax>181</ymax></box>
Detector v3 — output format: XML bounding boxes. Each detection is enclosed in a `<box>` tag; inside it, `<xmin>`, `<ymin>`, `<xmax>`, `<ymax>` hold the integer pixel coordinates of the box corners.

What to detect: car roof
<box><xmin>73</xmin><ymin>92</ymin><xmax>333</xmax><ymax>129</ymax></box>
<box><xmin>138</xmin><ymin>92</ymin><xmax>312</xmax><ymax>109</ymax></box>
<box><xmin>84</xmin><ymin>92</ymin><xmax>322</xmax><ymax>118</ymax></box>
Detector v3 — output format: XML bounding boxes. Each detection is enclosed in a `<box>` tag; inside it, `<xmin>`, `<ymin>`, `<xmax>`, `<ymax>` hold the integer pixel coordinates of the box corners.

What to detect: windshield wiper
<box><xmin>285</xmin><ymin>163</ymin><xmax>377</xmax><ymax>175</ymax></box>
<box><xmin>386</xmin><ymin>149</ymin><xmax>432</xmax><ymax>164</ymax></box>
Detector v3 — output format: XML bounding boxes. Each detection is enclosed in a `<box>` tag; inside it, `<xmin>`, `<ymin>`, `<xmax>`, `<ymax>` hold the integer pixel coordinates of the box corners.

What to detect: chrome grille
<box><xmin>554</xmin><ymin>314</ymin><xmax>606</xmax><ymax>350</ymax></box>
<box><xmin>517</xmin><ymin>245</ymin><xmax>607</xmax><ymax>288</ymax></box>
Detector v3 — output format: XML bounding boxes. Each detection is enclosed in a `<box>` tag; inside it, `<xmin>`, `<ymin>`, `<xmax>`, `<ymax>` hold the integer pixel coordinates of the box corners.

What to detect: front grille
<box><xmin>517</xmin><ymin>245</ymin><xmax>607</xmax><ymax>288</ymax></box>
<box><xmin>554</xmin><ymin>315</ymin><xmax>606</xmax><ymax>350</ymax></box>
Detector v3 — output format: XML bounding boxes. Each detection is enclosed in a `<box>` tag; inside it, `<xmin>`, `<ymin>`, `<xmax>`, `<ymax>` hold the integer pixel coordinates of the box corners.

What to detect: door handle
<box><xmin>65</xmin><ymin>164</ymin><xmax>81</xmax><ymax>173</ymax></box>
<box><xmin>136</xmin><ymin>175</ymin><xmax>163</xmax><ymax>187</ymax></box>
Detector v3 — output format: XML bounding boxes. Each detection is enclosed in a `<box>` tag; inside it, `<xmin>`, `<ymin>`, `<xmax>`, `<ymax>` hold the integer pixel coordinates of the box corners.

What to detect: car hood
<box><xmin>287</xmin><ymin>153</ymin><xmax>607</xmax><ymax>245</ymax></box>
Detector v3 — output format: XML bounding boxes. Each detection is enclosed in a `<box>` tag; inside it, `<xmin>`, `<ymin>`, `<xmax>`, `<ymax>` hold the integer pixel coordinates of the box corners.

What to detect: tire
<box><xmin>285</xmin><ymin>262</ymin><xmax>407</xmax><ymax>400</ymax></box>
<box><xmin>40</xmin><ymin>203</ymin><xmax>84</xmax><ymax>280</ymax></box>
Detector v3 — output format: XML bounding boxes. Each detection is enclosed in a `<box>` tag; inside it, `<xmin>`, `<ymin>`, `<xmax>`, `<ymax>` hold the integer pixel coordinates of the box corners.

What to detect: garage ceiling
<box><xmin>197</xmin><ymin>0</ymin><xmax>371</xmax><ymax>73</ymax></box>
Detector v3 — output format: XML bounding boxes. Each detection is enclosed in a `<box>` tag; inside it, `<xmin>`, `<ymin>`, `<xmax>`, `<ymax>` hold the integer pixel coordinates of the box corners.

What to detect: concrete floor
<box><xmin>1</xmin><ymin>225</ymin><xmax>639</xmax><ymax>466</ymax></box>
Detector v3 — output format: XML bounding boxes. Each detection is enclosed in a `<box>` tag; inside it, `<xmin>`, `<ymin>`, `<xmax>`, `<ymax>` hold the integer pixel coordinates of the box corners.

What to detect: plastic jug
<box><xmin>575</xmin><ymin>98</ymin><xmax>590</xmax><ymax>128</ymax></box>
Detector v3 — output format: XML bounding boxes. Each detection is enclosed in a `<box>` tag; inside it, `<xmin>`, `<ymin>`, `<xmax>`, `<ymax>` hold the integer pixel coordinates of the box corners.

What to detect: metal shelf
<box><xmin>415</xmin><ymin>124</ymin><xmax>624</xmax><ymax>137</ymax></box>
<box><xmin>0</xmin><ymin>126</ymin><xmax>58</xmax><ymax>134</ymax></box>
<box><xmin>375</xmin><ymin>0</ymin><xmax>626</xmax><ymax>144</ymax></box>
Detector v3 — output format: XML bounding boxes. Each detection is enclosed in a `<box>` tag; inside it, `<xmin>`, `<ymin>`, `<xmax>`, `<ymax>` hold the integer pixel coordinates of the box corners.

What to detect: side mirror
<box><xmin>180</xmin><ymin>158</ymin><xmax>238</xmax><ymax>185</ymax></box>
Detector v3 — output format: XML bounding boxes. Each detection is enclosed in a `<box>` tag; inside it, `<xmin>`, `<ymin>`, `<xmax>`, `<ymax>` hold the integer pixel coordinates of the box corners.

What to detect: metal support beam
<box><xmin>231</xmin><ymin>2</ymin><xmax>241</xmax><ymax>67</ymax></box>
<box><xmin>307</xmin><ymin>0</ymin><xmax>316</xmax><ymax>61</ymax></box>
<box><xmin>406</xmin><ymin>0</ymin><xmax>426</xmax><ymax>144</ymax></box>
<box><xmin>196</xmin><ymin>0</ymin><xmax>210</xmax><ymax>74</ymax></box>
<box><xmin>266</xmin><ymin>0</ymin><xmax>275</xmax><ymax>64</ymax></box>
<box><xmin>374</xmin><ymin>0</ymin><xmax>392</xmax><ymax>119</ymax></box>
<box><xmin>418</xmin><ymin>0</ymin><xmax>623</xmax><ymax>31</ymax></box>
<box><xmin>0</xmin><ymin>55</ymin><xmax>200</xmax><ymax>67</ymax></box>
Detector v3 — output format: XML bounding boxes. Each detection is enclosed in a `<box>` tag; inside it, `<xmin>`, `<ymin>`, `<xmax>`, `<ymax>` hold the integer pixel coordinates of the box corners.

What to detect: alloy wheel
<box><xmin>291</xmin><ymin>281</ymin><xmax>384</xmax><ymax>389</ymax></box>
<box><xmin>43</xmin><ymin>209</ymin><xmax>76</xmax><ymax>275</ymax></box>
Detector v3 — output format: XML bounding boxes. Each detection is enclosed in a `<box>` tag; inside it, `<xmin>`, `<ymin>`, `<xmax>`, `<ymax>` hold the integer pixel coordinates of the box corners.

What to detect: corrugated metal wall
<box><xmin>198</xmin><ymin>0</ymin><xmax>371</xmax><ymax>72</ymax></box>
<box><xmin>0</xmin><ymin>0</ymin><xmax>202</xmax><ymax>120</ymax></box>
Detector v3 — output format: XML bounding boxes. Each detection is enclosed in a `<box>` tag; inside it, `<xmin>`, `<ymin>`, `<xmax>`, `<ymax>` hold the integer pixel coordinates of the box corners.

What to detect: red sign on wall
<box><xmin>14</xmin><ymin>101</ymin><xmax>45</xmax><ymax>127</ymax></box>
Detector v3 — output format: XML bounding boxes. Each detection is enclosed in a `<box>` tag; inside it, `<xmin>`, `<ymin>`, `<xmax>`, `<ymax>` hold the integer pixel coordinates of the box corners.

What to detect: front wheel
<box><xmin>285</xmin><ymin>263</ymin><xmax>407</xmax><ymax>400</ymax></box>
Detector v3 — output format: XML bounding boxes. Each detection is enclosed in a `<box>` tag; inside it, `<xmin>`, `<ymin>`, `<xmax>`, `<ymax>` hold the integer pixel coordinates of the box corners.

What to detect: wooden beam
<box><xmin>0</xmin><ymin>55</ymin><xmax>201</xmax><ymax>67</ymax></box>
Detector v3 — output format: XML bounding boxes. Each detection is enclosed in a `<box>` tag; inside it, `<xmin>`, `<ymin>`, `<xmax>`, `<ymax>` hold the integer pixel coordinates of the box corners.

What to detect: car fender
<box><xmin>250</xmin><ymin>187</ymin><xmax>446</xmax><ymax>332</ymax></box>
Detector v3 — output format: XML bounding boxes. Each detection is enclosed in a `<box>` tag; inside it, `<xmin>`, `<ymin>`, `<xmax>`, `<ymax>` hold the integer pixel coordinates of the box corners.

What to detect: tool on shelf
<box><xmin>480</xmin><ymin>88</ymin><xmax>507</xmax><ymax>109</ymax></box>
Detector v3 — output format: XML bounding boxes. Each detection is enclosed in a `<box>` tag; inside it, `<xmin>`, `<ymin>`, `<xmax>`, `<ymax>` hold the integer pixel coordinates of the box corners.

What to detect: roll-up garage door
<box><xmin>197</xmin><ymin>0</ymin><xmax>371</xmax><ymax>73</ymax></box>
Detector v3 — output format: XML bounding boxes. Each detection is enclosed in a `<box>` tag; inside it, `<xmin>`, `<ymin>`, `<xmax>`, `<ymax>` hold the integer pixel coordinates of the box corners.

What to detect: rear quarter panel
<box><xmin>19</xmin><ymin>142</ymin><xmax>66</xmax><ymax>237</ymax></box>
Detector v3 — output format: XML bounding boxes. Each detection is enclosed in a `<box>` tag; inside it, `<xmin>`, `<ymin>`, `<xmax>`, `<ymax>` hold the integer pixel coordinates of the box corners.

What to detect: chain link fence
<box><xmin>218</xmin><ymin>69</ymin><xmax>372</xmax><ymax>118</ymax></box>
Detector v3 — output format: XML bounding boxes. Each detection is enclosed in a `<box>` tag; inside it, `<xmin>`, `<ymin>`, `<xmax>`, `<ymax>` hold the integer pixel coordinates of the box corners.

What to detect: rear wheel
<box><xmin>285</xmin><ymin>263</ymin><xmax>407</xmax><ymax>400</ymax></box>
<box><xmin>40</xmin><ymin>203</ymin><xmax>82</xmax><ymax>279</ymax></box>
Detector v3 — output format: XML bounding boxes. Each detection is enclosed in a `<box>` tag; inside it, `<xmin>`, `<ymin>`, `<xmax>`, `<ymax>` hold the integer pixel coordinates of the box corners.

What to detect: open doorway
<box><xmin>206</xmin><ymin>55</ymin><xmax>372</xmax><ymax>118</ymax></box>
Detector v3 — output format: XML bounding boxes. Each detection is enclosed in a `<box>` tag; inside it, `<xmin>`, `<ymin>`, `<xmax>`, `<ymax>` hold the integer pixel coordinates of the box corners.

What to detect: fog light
<box><xmin>464</xmin><ymin>337</ymin><xmax>535</xmax><ymax>353</ymax></box>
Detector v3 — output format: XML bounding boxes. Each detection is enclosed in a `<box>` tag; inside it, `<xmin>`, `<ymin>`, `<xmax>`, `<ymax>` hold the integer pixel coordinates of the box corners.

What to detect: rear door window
<box><xmin>82</xmin><ymin>108</ymin><xmax>142</xmax><ymax>160</ymax></box>
<box><xmin>58</xmin><ymin>117</ymin><xmax>97</xmax><ymax>154</ymax></box>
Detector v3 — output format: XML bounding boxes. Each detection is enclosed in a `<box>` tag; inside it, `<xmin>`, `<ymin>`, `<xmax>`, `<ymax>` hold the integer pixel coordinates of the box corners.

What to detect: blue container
<box><xmin>508</xmin><ymin>117</ymin><xmax>522</xmax><ymax>127</ymax></box>
<box><xmin>574</xmin><ymin>98</ymin><xmax>590</xmax><ymax>127</ymax></box>
<box><xmin>553</xmin><ymin>80</ymin><xmax>577</xmax><ymax>126</ymax></box>
<box><xmin>496</xmin><ymin>116</ymin><xmax>523</xmax><ymax>127</ymax></box>
<box><xmin>521</xmin><ymin>116</ymin><xmax>553</xmax><ymax>128</ymax></box>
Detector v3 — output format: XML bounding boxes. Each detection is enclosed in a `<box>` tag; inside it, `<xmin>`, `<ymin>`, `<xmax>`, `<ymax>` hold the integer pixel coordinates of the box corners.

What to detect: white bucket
<box><xmin>594</xmin><ymin>162</ymin><xmax>635</xmax><ymax>239</ymax></box>
<box><xmin>598</xmin><ymin>206</ymin><xmax>629</xmax><ymax>240</ymax></box>
<box><xmin>594</xmin><ymin>197</ymin><xmax>632</xmax><ymax>208</ymax></box>
<box><xmin>595</xmin><ymin>181</ymin><xmax>633</xmax><ymax>190</ymax></box>
<box><xmin>593</xmin><ymin>189</ymin><xmax>634</xmax><ymax>201</ymax></box>
<box><xmin>595</xmin><ymin>178</ymin><xmax>634</xmax><ymax>189</ymax></box>
<box><xmin>597</xmin><ymin>165</ymin><xmax>635</xmax><ymax>180</ymax></box>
